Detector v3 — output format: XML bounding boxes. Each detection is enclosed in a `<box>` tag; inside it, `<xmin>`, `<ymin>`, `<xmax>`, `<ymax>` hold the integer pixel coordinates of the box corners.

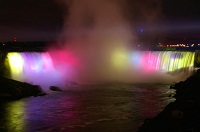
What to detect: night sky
<box><xmin>0</xmin><ymin>0</ymin><xmax>63</xmax><ymax>42</ymax></box>
<box><xmin>162</xmin><ymin>0</ymin><xmax>200</xmax><ymax>39</ymax></box>
<box><xmin>0</xmin><ymin>0</ymin><xmax>199</xmax><ymax>42</ymax></box>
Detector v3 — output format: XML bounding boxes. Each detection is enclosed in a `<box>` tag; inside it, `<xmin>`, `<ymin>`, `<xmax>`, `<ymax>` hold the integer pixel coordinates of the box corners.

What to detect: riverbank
<box><xmin>0</xmin><ymin>76</ymin><xmax>46</xmax><ymax>101</ymax></box>
<box><xmin>138</xmin><ymin>69</ymin><xmax>200</xmax><ymax>131</ymax></box>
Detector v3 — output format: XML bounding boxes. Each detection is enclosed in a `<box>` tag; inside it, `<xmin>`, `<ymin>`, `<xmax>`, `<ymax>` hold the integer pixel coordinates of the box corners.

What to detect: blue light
<box><xmin>140</xmin><ymin>29</ymin><xmax>144</xmax><ymax>33</ymax></box>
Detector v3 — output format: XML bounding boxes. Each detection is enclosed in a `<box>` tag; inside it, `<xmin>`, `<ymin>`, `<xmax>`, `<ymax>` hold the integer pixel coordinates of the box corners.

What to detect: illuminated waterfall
<box><xmin>129</xmin><ymin>51</ymin><xmax>195</xmax><ymax>72</ymax></box>
<box><xmin>6</xmin><ymin>51</ymin><xmax>195</xmax><ymax>88</ymax></box>
<box><xmin>6</xmin><ymin>52</ymin><xmax>65</xmax><ymax>88</ymax></box>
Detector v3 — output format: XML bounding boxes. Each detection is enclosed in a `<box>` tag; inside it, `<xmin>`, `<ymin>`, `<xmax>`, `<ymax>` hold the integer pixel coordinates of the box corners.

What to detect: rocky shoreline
<box><xmin>0</xmin><ymin>76</ymin><xmax>46</xmax><ymax>101</ymax></box>
<box><xmin>138</xmin><ymin>69</ymin><xmax>200</xmax><ymax>132</ymax></box>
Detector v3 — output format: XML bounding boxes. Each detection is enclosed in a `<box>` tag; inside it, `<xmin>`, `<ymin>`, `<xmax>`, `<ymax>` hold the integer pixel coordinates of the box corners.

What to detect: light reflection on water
<box><xmin>0</xmin><ymin>84</ymin><xmax>175</xmax><ymax>132</ymax></box>
<box><xmin>6</xmin><ymin>101</ymin><xmax>25</xmax><ymax>132</ymax></box>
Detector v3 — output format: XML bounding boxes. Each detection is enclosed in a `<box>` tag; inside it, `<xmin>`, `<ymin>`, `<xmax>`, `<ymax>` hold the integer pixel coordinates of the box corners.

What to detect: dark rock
<box><xmin>138</xmin><ymin>69</ymin><xmax>200</xmax><ymax>132</ymax></box>
<box><xmin>49</xmin><ymin>86</ymin><xmax>62</xmax><ymax>91</ymax></box>
<box><xmin>0</xmin><ymin>76</ymin><xmax>45</xmax><ymax>100</ymax></box>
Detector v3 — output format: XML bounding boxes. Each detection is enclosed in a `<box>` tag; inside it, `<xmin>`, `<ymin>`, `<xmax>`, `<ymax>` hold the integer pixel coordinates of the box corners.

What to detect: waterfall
<box><xmin>5</xmin><ymin>51</ymin><xmax>195</xmax><ymax>88</ymax></box>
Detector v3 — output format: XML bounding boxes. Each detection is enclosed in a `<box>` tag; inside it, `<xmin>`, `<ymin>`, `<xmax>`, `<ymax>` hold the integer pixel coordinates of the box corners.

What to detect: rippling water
<box><xmin>0</xmin><ymin>83</ymin><xmax>175</xmax><ymax>132</ymax></box>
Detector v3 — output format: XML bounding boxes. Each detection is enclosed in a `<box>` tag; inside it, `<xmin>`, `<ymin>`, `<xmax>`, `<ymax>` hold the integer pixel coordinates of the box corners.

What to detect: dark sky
<box><xmin>0</xmin><ymin>0</ymin><xmax>200</xmax><ymax>42</ymax></box>
<box><xmin>0</xmin><ymin>0</ymin><xmax>63</xmax><ymax>42</ymax></box>
<box><xmin>161</xmin><ymin>0</ymin><xmax>200</xmax><ymax>38</ymax></box>
<box><xmin>163</xmin><ymin>0</ymin><xmax>200</xmax><ymax>19</ymax></box>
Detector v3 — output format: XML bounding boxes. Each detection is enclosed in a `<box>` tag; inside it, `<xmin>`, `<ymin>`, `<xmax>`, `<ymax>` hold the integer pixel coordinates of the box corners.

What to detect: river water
<box><xmin>0</xmin><ymin>83</ymin><xmax>176</xmax><ymax>132</ymax></box>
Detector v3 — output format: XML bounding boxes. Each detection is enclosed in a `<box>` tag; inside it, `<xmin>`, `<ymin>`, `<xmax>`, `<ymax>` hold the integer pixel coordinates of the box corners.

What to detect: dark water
<box><xmin>0</xmin><ymin>83</ymin><xmax>175</xmax><ymax>132</ymax></box>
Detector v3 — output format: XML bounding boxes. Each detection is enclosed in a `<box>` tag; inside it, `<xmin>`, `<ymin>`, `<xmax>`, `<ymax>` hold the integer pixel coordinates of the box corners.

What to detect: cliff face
<box><xmin>138</xmin><ymin>69</ymin><xmax>200</xmax><ymax>132</ymax></box>
<box><xmin>0</xmin><ymin>52</ymin><xmax>10</xmax><ymax>77</ymax></box>
<box><xmin>195</xmin><ymin>50</ymin><xmax>200</xmax><ymax>67</ymax></box>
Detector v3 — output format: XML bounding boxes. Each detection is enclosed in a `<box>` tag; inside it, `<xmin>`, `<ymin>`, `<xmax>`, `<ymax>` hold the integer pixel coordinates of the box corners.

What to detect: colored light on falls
<box><xmin>111</xmin><ymin>48</ymin><xmax>130</xmax><ymax>69</ymax></box>
<box><xmin>7</xmin><ymin>53</ymin><xmax>24</xmax><ymax>80</ymax></box>
<box><xmin>6</xmin><ymin>51</ymin><xmax>195</xmax><ymax>88</ymax></box>
<box><xmin>7</xmin><ymin>52</ymin><xmax>64</xmax><ymax>88</ymax></box>
<box><xmin>128</xmin><ymin>51</ymin><xmax>195</xmax><ymax>72</ymax></box>
<box><xmin>7</xmin><ymin>52</ymin><xmax>54</xmax><ymax>73</ymax></box>
<box><xmin>7</xmin><ymin>53</ymin><xmax>24</xmax><ymax>73</ymax></box>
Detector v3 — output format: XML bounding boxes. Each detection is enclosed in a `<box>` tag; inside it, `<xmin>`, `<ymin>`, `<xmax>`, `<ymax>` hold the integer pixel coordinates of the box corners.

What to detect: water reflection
<box><xmin>0</xmin><ymin>84</ymin><xmax>175</xmax><ymax>132</ymax></box>
<box><xmin>134</xmin><ymin>84</ymin><xmax>176</xmax><ymax>118</ymax></box>
<box><xmin>5</xmin><ymin>101</ymin><xmax>25</xmax><ymax>132</ymax></box>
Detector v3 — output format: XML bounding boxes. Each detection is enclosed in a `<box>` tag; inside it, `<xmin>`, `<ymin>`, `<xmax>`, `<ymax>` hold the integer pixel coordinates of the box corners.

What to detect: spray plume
<box><xmin>45</xmin><ymin>0</ymin><xmax>191</xmax><ymax>84</ymax></box>
<box><xmin>50</xmin><ymin>0</ymin><xmax>135</xmax><ymax>83</ymax></box>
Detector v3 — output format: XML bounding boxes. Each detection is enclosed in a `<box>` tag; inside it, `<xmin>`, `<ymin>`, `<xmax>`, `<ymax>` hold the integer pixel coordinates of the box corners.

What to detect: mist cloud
<box><xmin>51</xmin><ymin>0</ymin><xmax>167</xmax><ymax>83</ymax></box>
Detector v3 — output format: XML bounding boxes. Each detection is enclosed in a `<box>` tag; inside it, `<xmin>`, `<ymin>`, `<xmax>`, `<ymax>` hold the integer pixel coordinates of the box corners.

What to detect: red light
<box><xmin>14</xmin><ymin>37</ymin><xmax>17</xmax><ymax>42</ymax></box>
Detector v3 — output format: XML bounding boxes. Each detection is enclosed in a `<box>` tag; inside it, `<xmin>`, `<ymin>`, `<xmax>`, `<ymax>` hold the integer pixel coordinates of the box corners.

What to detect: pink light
<box><xmin>49</xmin><ymin>50</ymin><xmax>79</xmax><ymax>67</ymax></box>
<box><xmin>141</xmin><ymin>52</ymin><xmax>160</xmax><ymax>71</ymax></box>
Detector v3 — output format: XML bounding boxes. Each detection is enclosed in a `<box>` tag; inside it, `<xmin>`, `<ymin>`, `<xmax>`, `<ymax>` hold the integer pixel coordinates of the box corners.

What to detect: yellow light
<box><xmin>7</xmin><ymin>52</ymin><xmax>24</xmax><ymax>79</ymax></box>
<box><xmin>6</xmin><ymin>101</ymin><xmax>25</xmax><ymax>132</ymax></box>
<box><xmin>111</xmin><ymin>48</ymin><xmax>129</xmax><ymax>69</ymax></box>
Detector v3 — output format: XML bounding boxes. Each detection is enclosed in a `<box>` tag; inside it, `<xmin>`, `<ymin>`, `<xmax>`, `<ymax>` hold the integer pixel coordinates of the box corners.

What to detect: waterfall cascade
<box><xmin>4</xmin><ymin>51</ymin><xmax>195</xmax><ymax>88</ymax></box>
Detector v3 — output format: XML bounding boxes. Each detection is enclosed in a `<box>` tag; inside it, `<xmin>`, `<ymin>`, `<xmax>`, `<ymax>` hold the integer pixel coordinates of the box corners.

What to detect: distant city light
<box><xmin>157</xmin><ymin>43</ymin><xmax>200</xmax><ymax>49</ymax></box>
